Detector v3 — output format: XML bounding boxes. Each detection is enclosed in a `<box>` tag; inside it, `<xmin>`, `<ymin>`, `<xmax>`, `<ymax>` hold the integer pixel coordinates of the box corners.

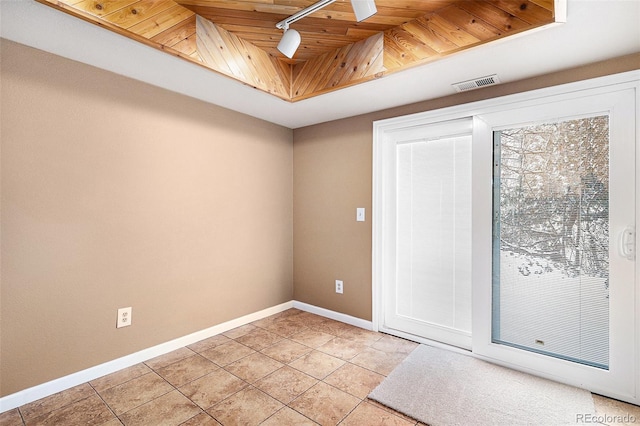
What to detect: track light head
<box><xmin>275</xmin><ymin>0</ymin><xmax>377</xmax><ymax>57</ymax></box>
<box><xmin>351</xmin><ymin>0</ymin><xmax>377</xmax><ymax>22</ymax></box>
<box><xmin>277</xmin><ymin>27</ymin><xmax>301</xmax><ymax>59</ymax></box>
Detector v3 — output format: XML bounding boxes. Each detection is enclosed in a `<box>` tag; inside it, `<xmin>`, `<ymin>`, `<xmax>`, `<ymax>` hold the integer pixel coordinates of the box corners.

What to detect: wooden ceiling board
<box><xmin>402</xmin><ymin>17</ymin><xmax>460</xmax><ymax>53</ymax></box>
<box><xmin>36</xmin><ymin>0</ymin><xmax>557</xmax><ymax>102</ymax></box>
<box><xmin>489</xmin><ymin>0</ymin><xmax>554</xmax><ymax>24</ymax></box>
<box><xmin>385</xmin><ymin>26</ymin><xmax>440</xmax><ymax>63</ymax></box>
<box><xmin>333</xmin><ymin>32</ymin><xmax>384</xmax><ymax>84</ymax></box>
<box><xmin>128</xmin><ymin>4</ymin><xmax>195</xmax><ymax>37</ymax></box>
<box><xmin>530</xmin><ymin>0</ymin><xmax>554</xmax><ymax>11</ymax></box>
<box><xmin>292</xmin><ymin>48</ymin><xmax>339</xmax><ymax>96</ymax></box>
<box><xmin>150</xmin><ymin>15</ymin><xmax>197</xmax><ymax>46</ymax></box>
<box><xmin>346</xmin><ymin>27</ymin><xmax>380</xmax><ymax>38</ymax></box>
<box><xmin>425</xmin><ymin>14</ymin><xmax>481</xmax><ymax>47</ymax></box>
<box><xmin>290</xmin><ymin>31</ymin><xmax>384</xmax><ymax>99</ymax></box>
<box><xmin>172</xmin><ymin>33</ymin><xmax>199</xmax><ymax>56</ymax></box>
<box><xmin>457</xmin><ymin>1</ymin><xmax>532</xmax><ymax>32</ymax></box>
<box><xmin>102</xmin><ymin>0</ymin><xmax>178</xmax><ymax>28</ymax></box>
<box><xmin>73</xmin><ymin>0</ymin><xmax>138</xmax><ymax>17</ymax></box>
<box><xmin>196</xmin><ymin>15</ymin><xmax>290</xmax><ymax>97</ymax></box>
<box><xmin>436</xmin><ymin>5</ymin><xmax>503</xmax><ymax>40</ymax></box>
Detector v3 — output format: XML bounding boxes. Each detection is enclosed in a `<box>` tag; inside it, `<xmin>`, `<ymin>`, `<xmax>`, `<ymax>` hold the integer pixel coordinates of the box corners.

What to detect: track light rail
<box><xmin>276</xmin><ymin>0</ymin><xmax>337</xmax><ymax>30</ymax></box>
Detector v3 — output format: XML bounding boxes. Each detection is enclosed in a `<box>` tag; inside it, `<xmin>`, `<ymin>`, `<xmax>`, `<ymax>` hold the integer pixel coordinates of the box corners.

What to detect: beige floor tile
<box><xmin>324</xmin><ymin>363</ymin><xmax>385</xmax><ymax>399</ymax></box>
<box><xmin>350</xmin><ymin>347</ymin><xmax>408</xmax><ymax>376</ymax></box>
<box><xmin>179</xmin><ymin>368</ymin><xmax>248</xmax><ymax>410</ymax></box>
<box><xmin>250</xmin><ymin>316</ymin><xmax>278</xmax><ymax>329</ymax></box>
<box><xmin>593</xmin><ymin>394</ymin><xmax>640</xmax><ymax>425</ymax></box>
<box><xmin>367</xmin><ymin>400</ymin><xmax>418</xmax><ymax>424</ymax></box>
<box><xmin>338</xmin><ymin>328</ymin><xmax>384</xmax><ymax>346</ymax></box>
<box><xmin>224</xmin><ymin>352</ymin><xmax>283</xmax><ymax>383</ymax></box>
<box><xmin>260</xmin><ymin>339</ymin><xmax>313</xmax><ymax>364</ymax></box>
<box><xmin>370</xmin><ymin>335</ymin><xmax>419</xmax><ymax>355</ymax></box>
<box><xmin>179</xmin><ymin>412</ymin><xmax>221</xmax><ymax>425</ymax></box>
<box><xmin>99</xmin><ymin>372</ymin><xmax>173</xmax><ymax>415</ymax></box>
<box><xmin>144</xmin><ymin>347</ymin><xmax>196</xmax><ymax>370</ymax></box>
<box><xmin>27</xmin><ymin>394</ymin><xmax>115</xmax><ymax>426</ymax></box>
<box><xmin>340</xmin><ymin>401</ymin><xmax>416</xmax><ymax>426</ymax></box>
<box><xmin>289</xmin><ymin>350</ymin><xmax>346</xmax><ymax>380</ymax></box>
<box><xmin>290</xmin><ymin>329</ymin><xmax>335</xmax><ymax>348</ymax></box>
<box><xmin>271</xmin><ymin>308</ymin><xmax>304</xmax><ymax>319</ymax></box>
<box><xmin>254</xmin><ymin>366</ymin><xmax>318</xmax><ymax>404</ymax></box>
<box><xmin>200</xmin><ymin>340</ymin><xmax>255</xmax><ymax>366</ymax></box>
<box><xmin>293</xmin><ymin>312</ymin><xmax>327</xmax><ymax>328</ymax></box>
<box><xmin>261</xmin><ymin>310</ymin><xmax>301</xmax><ymax>327</ymax></box>
<box><xmin>262</xmin><ymin>317</ymin><xmax>309</xmax><ymax>337</ymax></box>
<box><xmin>155</xmin><ymin>354</ymin><xmax>218</xmax><ymax>387</ymax></box>
<box><xmin>99</xmin><ymin>419</ymin><xmax>124</xmax><ymax>426</ymax></box>
<box><xmin>317</xmin><ymin>337</ymin><xmax>369</xmax><ymax>360</ymax></box>
<box><xmin>19</xmin><ymin>383</ymin><xmax>95</xmax><ymax>422</ymax></box>
<box><xmin>187</xmin><ymin>335</ymin><xmax>231</xmax><ymax>353</ymax></box>
<box><xmin>289</xmin><ymin>382</ymin><xmax>360</xmax><ymax>426</ymax></box>
<box><xmin>261</xmin><ymin>407</ymin><xmax>318</xmax><ymax>426</ymax></box>
<box><xmin>310</xmin><ymin>319</ymin><xmax>359</xmax><ymax>337</ymax></box>
<box><xmin>207</xmin><ymin>387</ymin><xmax>283</xmax><ymax>426</ymax></box>
<box><xmin>119</xmin><ymin>390</ymin><xmax>201</xmax><ymax>426</ymax></box>
<box><xmin>234</xmin><ymin>328</ymin><xmax>284</xmax><ymax>351</ymax></box>
<box><xmin>222</xmin><ymin>324</ymin><xmax>257</xmax><ymax>340</ymax></box>
<box><xmin>0</xmin><ymin>408</ymin><xmax>23</xmax><ymax>426</ymax></box>
<box><xmin>90</xmin><ymin>363</ymin><xmax>151</xmax><ymax>393</ymax></box>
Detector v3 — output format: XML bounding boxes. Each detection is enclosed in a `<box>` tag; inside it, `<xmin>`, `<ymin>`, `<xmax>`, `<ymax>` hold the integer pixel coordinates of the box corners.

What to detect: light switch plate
<box><xmin>356</xmin><ymin>208</ymin><xmax>365</xmax><ymax>222</ymax></box>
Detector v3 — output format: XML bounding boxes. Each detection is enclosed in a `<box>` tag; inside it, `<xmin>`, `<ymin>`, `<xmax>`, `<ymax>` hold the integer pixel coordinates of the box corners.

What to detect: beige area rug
<box><xmin>369</xmin><ymin>344</ymin><xmax>596</xmax><ymax>425</ymax></box>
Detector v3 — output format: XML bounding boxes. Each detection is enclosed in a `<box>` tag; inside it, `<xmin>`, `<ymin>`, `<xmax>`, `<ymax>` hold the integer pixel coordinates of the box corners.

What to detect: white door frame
<box><xmin>372</xmin><ymin>70</ymin><xmax>640</xmax><ymax>405</ymax></box>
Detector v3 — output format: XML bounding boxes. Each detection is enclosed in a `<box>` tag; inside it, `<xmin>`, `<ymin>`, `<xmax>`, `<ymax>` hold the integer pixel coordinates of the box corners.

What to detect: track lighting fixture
<box><xmin>275</xmin><ymin>0</ymin><xmax>377</xmax><ymax>58</ymax></box>
<box><xmin>277</xmin><ymin>24</ymin><xmax>301</xmax><ymax>59</ymax></box>
<box><xmin>351</xmin><ymin>0</ymin><xmax>378</xmax><ymax>22</ymax></box>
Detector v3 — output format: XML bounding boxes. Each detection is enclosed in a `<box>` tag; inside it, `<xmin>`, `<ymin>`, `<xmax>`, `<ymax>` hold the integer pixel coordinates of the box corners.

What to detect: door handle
<box><xmin>620</xmin><ymin>227</ymin><xmax>635</xmax><ymax>260</ymax></box>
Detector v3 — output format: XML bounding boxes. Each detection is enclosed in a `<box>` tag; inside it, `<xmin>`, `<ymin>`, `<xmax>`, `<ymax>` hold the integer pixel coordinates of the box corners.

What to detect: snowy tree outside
<box><xmin>492</xmin><ymin>115</ymin><xmax>610</xmax><ymax>369</ymax></box>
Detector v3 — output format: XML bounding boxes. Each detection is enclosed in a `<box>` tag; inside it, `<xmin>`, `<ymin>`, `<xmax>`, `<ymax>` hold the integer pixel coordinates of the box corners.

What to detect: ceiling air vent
<box><xmin>452</xmin><ymin>74</ymin><xmax>501</xmax><ymax>92</ymax></box>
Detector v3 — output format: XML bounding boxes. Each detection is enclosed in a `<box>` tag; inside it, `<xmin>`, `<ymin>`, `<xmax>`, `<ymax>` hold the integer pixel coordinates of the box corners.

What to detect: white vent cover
<box><xmin>452</xmin><ymin>74</ymin><xmax>501</xmax><ymax>92</ymax></box>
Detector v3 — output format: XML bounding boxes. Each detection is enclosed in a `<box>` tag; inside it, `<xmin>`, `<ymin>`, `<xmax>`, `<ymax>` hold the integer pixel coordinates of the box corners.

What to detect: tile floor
<box><xmin>1</xmin><ymin>308</ymin><xmax>639</xmax><ymax>426</ymax></box>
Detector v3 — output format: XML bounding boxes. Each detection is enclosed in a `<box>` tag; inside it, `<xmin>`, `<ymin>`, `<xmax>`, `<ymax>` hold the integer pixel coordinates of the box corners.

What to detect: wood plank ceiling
<box><xmin>36</xmin><ymin>0</ymin><xmax>556</xmax><ymax>101</ymax></box>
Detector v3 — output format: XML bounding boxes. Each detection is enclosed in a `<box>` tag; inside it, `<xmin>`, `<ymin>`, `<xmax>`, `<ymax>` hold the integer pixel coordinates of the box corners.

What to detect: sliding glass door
<box><xmin>374</xmin><ymin>74</ymin><xmax>639</xmax><ymax>404</ymax></box>
<box><xmin>473</xmin><ymin>87</ymin><xmax>636</xmax><ymax>401</ymax></box>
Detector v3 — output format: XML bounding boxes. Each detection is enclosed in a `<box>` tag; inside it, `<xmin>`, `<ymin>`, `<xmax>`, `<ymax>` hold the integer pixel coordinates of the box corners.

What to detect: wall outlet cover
<box><xmin>117</xmin><ymin>307</ymin><xmax>132</xmax><ymax>328</ymax></box>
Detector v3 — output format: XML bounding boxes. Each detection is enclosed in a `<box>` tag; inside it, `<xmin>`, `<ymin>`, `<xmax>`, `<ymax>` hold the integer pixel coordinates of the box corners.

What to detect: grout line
<box><xmin>90</xmin><ymin>382</ymin><xmax>120</xmax><ymax>425</ymax></box>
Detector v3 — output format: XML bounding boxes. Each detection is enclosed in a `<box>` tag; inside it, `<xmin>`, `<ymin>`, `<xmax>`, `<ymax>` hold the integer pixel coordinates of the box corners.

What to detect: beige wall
<box><xmin>293</xmin><ymin>116</ymin><xmax>374</xmax><ymax>320</ymax></box>
<box><xmin>0</xmin><ymin>40</ymin><xmax>293</xmax><ymax>396</ymax></box>
<box><xmin>293</xmin><ymin>53</ymin><xmax>640</xmax><ymax>321</ymax></box>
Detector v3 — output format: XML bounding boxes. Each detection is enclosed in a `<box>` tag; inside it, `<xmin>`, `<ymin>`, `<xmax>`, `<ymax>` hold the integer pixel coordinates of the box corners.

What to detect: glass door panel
<box><xmin>492</xmin><ymin>116</ymin><xmax>610</xmax><ymax>369</ymax></box>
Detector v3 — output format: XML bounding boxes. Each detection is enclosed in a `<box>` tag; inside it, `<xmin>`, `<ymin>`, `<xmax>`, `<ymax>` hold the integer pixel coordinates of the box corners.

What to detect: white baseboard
<box><xmin>0</xmin><ymin>301</ymin><xmax>372</xmax><ymax>413</ymax></box>
<box><xmin>293</xmin><ymin>301</ymin><xmax>373</xmax><ymax>331</ymax></box>
<box><xmin>0</xmin><ymin>301</ymin><xmax>293</xmax><ymax>413</ymax></box>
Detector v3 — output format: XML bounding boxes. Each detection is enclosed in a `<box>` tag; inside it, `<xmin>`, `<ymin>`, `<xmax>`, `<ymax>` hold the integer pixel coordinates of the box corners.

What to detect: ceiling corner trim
<box><xmin>554</xmin><ymin>0</ymin><xmax>568</xmax><ymax>23</ymax></box>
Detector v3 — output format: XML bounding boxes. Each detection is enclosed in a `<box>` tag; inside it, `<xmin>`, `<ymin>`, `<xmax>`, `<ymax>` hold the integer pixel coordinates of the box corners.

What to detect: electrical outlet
<box><xmin>335</xmin><ymin>280</ymin><xmax>343</xmax><ymax>294</ymax></box>
<box><xmin>117</xmin><ymin>307</ymin><xmax>132</xmax><ymax>328</ymax></box>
